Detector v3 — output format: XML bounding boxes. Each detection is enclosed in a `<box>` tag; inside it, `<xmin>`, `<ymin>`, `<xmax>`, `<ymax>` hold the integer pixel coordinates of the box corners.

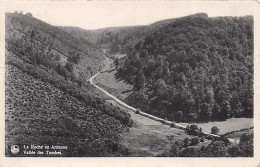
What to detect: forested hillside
<box><xmin>116</xmin><ymin>14</ymin><xmax>253</xmax><ymax>123</ymax></box>
<box><xmin>6</xmin><ymin>13</ymin><xmax>105</xmax><ymax>82</ymax></box>
<box><xmin>5</xmin><ymin>12</ymin><xmax>133</xmax><ymax>157</ymax></box>
<box><xmin>61</xmin><ymin>13</ymin><xmax>208</xmax><ymax>55</ymax></box>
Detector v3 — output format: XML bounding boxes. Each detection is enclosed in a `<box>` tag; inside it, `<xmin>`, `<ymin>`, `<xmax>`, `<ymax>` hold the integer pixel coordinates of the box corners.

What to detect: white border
<box><xmin>0</xmin><ymin>1</ymin><xmax>259</xmax><ymax>167</ymax></box>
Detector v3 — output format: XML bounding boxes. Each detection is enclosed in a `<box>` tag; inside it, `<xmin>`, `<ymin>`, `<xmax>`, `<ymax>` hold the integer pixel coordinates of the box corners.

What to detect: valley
<box><xmin>5</xmin><ymin>12</ymin><xmax>254</xmax><ymax>157</ymax></box>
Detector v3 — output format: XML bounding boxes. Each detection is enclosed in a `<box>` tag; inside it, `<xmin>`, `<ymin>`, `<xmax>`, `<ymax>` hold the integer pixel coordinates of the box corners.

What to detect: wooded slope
<box><xmin>116</xmin><ymin>14</ymin><xmax>253</xmax><ymax>122</ymax></box>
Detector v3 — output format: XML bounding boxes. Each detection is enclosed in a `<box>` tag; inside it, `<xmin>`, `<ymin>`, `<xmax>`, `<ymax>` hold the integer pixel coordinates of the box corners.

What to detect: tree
<box><xmin>212</xmin><ymin>104</ymin><xmax>221</xmax><ymax>120</ymax></box>
<box><xmin>169</xmin><ymin>144</ymin><xmax>180</xmax><ymax>157</ymax></box>
<box><xmin>186</xmin><ymin>124</ymin><xmax>200</xmax><ymax>135</ymax></box>
<box><xmin>154</xmin><ymin>78</ymin><xmax>166</xmax><ymax>96</ymax></box>
<box><xmin>205</xmin><ymin>141</ymin><xmax>229</xmax><ymax>157</ymax></box>
<box><xmin>191</xmin><ymin>137</ymin><xmax>199</xmax><ymax>146</ymax></box>
<box><xmin>220</xmin><ymin>100</ymin><xmax>232</xmax><ymax>120</ymax></box>
<box><xmin>135</xmin><ymin>108</ymin><xmax>141</xmax><ymax>114</ymax></box>
<box><xmin>135</xmin><ymin>69</ymin><xmax>146</xmax><ymax>90</ymax></box>
<box><xmin>228</xmin><ymin>146</ymin><xmax>242</xmax><ymax>157</ymax></box>
<box><xmin>175</xmin><ymin>111</ymin><xmax>183</xmax><ymax>122</ymax></box>
<box><xmin>183</xmin><ymin>138</ymin><xmax>190</xmax><ymax>147</ymax></box>
<box><xmin>188</xmin><ymin>113</ymin><xmax>198</xmax><ymax>122</ymax></box>
<box><xmin>68</xmin><ymin>52</ymin><xmax>81</xmax><ymax>64</ymax></box>
<box><xmin>199</xmin><ymin>102</ymin><xmax>212</xmax><ymax>121</ymax></box>
<box><xmin>211</xmin><ymin>126</ymin><xmax>219</xmax><ymax>134</ymax></box>
<box><xmin>56</xmin><ymin>64</ymin><xmax>68</xmax><ymax>79</ymax></box>
<box><xmin>65</xmin><ymin>62</ymin><xmax>74</xmax><ymax>73</ymax></box>
<box><xmin>54</xmin><ymin>54</ymin><xmax>61</xmax><ymax>61</ymax></box>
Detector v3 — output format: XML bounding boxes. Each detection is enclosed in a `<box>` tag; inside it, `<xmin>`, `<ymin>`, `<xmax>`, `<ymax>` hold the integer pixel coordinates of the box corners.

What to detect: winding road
<box><xmin>89</xmin><ymin>72</ymin><xmax>137</xmax><ymax>111</ymax></box>
<box><xmin>88</xmin><ymin>68</ymin><xmax>228</xmax><ymax>141</ymax></box>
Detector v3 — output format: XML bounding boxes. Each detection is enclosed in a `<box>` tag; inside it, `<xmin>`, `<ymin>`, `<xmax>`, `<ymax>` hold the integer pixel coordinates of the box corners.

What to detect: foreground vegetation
<box><xmin>161</xmin><ymin>132</ymin><xmax>253</xmax><ymax>157</ymax></box>
<box><xmin>5</xmin><ymin>12</ymin><xmax>133</xmax><ymax>157</ymax></box>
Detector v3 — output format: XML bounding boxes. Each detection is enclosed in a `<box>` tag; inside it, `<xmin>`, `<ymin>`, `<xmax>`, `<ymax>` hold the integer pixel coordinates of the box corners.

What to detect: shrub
<box><xmin>65</xmin><ymin>62</ymin><xmax>74</xmax><ymax>72</ymax></box>
<box><xmin>56</xmin><ymin>64</ymin><xmax>68</xmax><ymax>79</ymax></box>
<box><xmin>190</xmin><ymin>137</ymin><xmax>199</xmax><ymax>146</ymax></box>
<box><xmin>211</xmin><ymin>126</ymin><xmax>220</xmax><ymax>134</ymax></box>
<box><xmin>186</xmin><ymin>124</ymin><xmax>200</xmax><ymax>135</ymax></box>
<box><xmin>183</xmin><ymin>138</ymin><xmax>190</xmax><ymax>147</ymax></box>
<box><xmin>170</xmin><ymin>122</ymin><xmax>175</xmax><ymax>128</ymax></box>
<box><xmin>175</xmin><ymin>111</ymin><xmax>183</xmax><ymax>122</ymax></box>
<box><xmin>68</xmin><ymin>53</ymin><xmax>81</xmax><ymax>64</ymax></box>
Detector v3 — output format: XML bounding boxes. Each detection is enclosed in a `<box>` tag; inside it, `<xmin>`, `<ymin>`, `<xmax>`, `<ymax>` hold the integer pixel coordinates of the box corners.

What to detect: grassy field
<box><xmin>94</xmin><ymin>69</ymin><xmax>133</xmax><ymax>100</ymax></box>
<box><xmin>107</xmin><ymin>100</ymin><xmax>192</xmax><ymax>156</ymax></box>
<box><xmin>178</xmin><ymin>118</ymin><xmax>253</xmax><ymax>135</ymax></box>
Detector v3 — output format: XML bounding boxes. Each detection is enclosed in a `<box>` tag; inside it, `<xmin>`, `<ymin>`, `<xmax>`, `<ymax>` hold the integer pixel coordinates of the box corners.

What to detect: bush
<box><xmin>175</xmin><ymin>111</ymin><xmax>183</xmax><ymax>122</ymax></box>
<box><xmin>65</xmin><ymin>62</ymin><xmax>74</xmax><ymax>72</ymax></box>
<box><xmin>68</xmin><ymin>53</ymin><xmax>81</xmax><ymax>64</ymax></box>
<box><xmin>170</xmin><ymin>122</ymin><xmax>175</xmax><ymax>128</ymax></box>
<box><xmin>183</xmin><ymin>138</ymin><xmax>190</xmax><ymax>147</ymax></box>
<box><xmin>56</xmin><ymin>64</ymin><xmax>68</xmax><ymax>79</ymax></box>
<box><xmin>190</xmin><ymin>137</ymin><xmax>199</xmax><ymax>146</ymax></box>
<box><xmin>186</xmin><ymin>124</ymin><xmax>200</xmax><ymax>135</ymax></box>
<box><xmin>211</xmin><ymin>126</ymin><xmax>220</xmax><ymax>134</ymax></box>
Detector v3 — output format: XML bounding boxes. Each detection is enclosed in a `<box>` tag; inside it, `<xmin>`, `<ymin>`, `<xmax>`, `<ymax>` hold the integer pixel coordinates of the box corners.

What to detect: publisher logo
<box><xmin>11</xmin><ymin>145</ymin><xmax>19</xmax><ymax>154</ymax></box>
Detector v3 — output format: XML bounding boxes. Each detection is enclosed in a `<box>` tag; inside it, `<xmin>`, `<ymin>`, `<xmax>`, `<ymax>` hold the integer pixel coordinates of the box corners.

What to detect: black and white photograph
<box><xmin>1</xmin><ymin>1</ymin><xmax>260</xmax><ymax>166</ymax></box>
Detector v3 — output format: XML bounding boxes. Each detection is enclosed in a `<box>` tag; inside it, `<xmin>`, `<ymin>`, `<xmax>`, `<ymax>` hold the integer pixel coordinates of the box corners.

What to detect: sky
<box><xmin>5</xmin><ymin>1</ymin><xmax>255</xmax><ymax>30</ymax></box>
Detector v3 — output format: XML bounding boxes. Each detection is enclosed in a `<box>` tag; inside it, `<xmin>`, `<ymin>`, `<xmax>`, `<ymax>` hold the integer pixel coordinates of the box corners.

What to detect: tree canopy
<box><xmin>116</xmin><ymin>15</ymin><xmax>253</xmax><ymax>122</ymax></box>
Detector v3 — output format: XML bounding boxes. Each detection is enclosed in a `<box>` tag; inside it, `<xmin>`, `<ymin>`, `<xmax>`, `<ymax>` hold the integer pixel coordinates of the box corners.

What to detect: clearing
<box><xmin>178</xmin><ymin>118</ymin><xmax>253</xmax><ymax>135</ymax></box>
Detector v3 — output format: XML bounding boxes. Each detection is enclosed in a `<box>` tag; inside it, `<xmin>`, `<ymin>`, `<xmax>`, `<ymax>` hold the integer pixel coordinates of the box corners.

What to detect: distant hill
<box><xmin>60</xmin><ymin>13</ymin><xmax>208</xmax><ymax>54</ymax></box>
<box><xmin>5</xmin><ymin>12</ymin><xmax>133</xmax><ymax>157</ymax></box>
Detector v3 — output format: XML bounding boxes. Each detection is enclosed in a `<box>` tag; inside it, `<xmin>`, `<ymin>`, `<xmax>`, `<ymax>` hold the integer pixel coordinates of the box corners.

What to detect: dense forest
<box><xmin>116</xmin><ymin>14</ymin><xmax>253</xmax><ymax>122</ymax></box>
<box><xmin>5</xmin><ymin>12</ymin><xmax>133</xmax><ymax>157</ymax></box>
